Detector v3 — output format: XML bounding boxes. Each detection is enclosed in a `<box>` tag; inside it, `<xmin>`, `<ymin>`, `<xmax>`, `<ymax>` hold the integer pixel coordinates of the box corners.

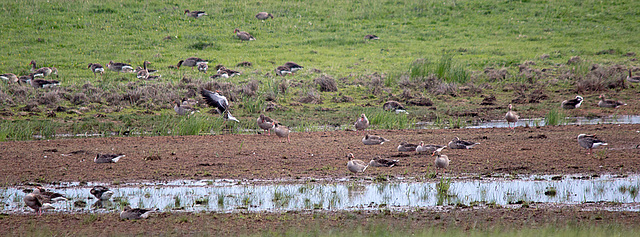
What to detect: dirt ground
<box><xmin>0</xmin><ymin>124</ymin><xmax>639</xmax><ymax>184</ymax></box>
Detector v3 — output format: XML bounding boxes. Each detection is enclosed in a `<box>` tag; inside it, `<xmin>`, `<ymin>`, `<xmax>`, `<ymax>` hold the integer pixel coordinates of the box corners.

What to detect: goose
<box><xmin>197</xmin><ymin>63</ymin><xmax>208</xmax><ymax>73</ymax></box>
<box><xmin>257</xmin><ymin>114</ymin><xmax>276</xmax><ymax>135</ymax></box>
<box><xmin>200</xmin><ymin>89</ymin><xmax>239</xmax><ymax>122</ymax></box>
<box><xmin>87</xmin><ymin>63</ymin><xmax>104</xmax><ymax>78</ymax></box>
<box><xmin>120</xmin><ymin>206</ymin><xmax>158</xmax><ymax>220</ymax></box>
<box><xmin>18</xmin><ymin>73</ymin><xmax>34</xmax><ymax>84</ymax></box>
<box><xmin>383</xmin><ymin>101</ymin><xmax>405</xmax><ymax>111</ymax></box>
<box><xmin>627</xmin><ymin>69</ymin><xmax>640</xmax><ymax>83</ymax></box>
<box><xmin>135</xmin><ymin>66</ymin><xmax>157</xmax><ymax>75</ymax></box>
<box><xmin>448</xmin><ymin>137</ymin><xmax>479</xmax><ymax>149</ymax></box>
<box><xmin>184</xmin><ymin>9</ymin><xmax>207</xmax><ymax>18</ymax></box>
<box><xmin>432</xmin><ymin>150</ymin><xmax>450</xmax><ymax>174</ymax></box>
<box><xmin>107</xmin><ymin>60</ymin><xmax>134</xmax><ymax>73</ymax></box>
<box><xmin>177</xmin><ymin>57</ymin><xmax>207</xmax><ymax>70</ymax></box>
<box><xmin>561</xmin><ymin>95</ymin><xmax>583</xmax><ymax>109</ymax></box>
<box><xmin>29</xmin><ymin>60</ymin><xmax>38</xmax><ymax>72</ymax></box>
<box><xmin>36</xmin><ymin>187</ymin><xmax>68</xmax><ymax>202</ymax></box>
<box><xmin>364</xmin><ymin>34</ymin><xmax>379</xmax><ymax>40</ymax></box>
<box><xmin>362</xmin><ymin>134</ymin><xmax>390</xmax><ymax>145</ymax></box>
<box><xmin>369</xmin><ymin>157</ymin><xmax>399</xmax><ymax>167</ymax></box>
<box><xmin>235</xmin><ymin>28</ymin><xmax>256</xmax><ymax>41</ymax></box>
<box><xmin>90</xmin><ymin>186</ymin><xmax>114</xmax><ymax>200</ymax></box>
<box><xmin>346</xmin><ymin>153</ymin><xmax>368</xmax><ymax>174</ymax></box>
<box><xmin>210</xmin><ymin>73</ymin><xmax>230</xmax><ymax>79</ymax></box>
<box><xmin>397</xmin><ymin>141</ymin><xmax>419</xmax><ymax>152</ymax></box>
<box><xmin>275</xmin><ymin>65</ymin><xmax>292</xmax><ymax>76</ymax></box>
<box><xmin>32</xmin><ymin>67</ymin><xmax>52</xmax><ymax>78</ymax></box>
<box><xmin>146</xmin><ymin>75</ymin><xmax>161</xmax><ymax>80</ymax></box>
<box><xmin>577</xmin><ymin>134</ymin><xmax>608</xmax><ymax>155</ymax></box>
<box><xmin>255</xmin><ymin>12</ymin><xmax>274</xmax><ymax>20</ymax></box>
<box><xmin>505</xmin><ymin>104</ymin><xmax>519</xmax><ymax>129</ymax></box>
<box><xmin>29</xmin><ymin>78</ymin><xmax>60</xmax><ymax>88</ymax></box>
<box><xmin>173</xmin><ymin>101</ymin><xmax>197</xmax><ymax>115</ymax></box>
<box><xmin>416</xmin><ymin>141</ymin><xmax>446</xmax><ymax>154</ymax></box>
<box><xmin>0</xmin><ymin>73</ymin><xmax>18</xmax><ymax>84</ymax></box>
<box><xmin>94</xmin><ymin>154</ymin><xmax>124</xmax><ymax>163</ymax></box>
<box><xmin>354</xmin><ymin>113</ymin><xmax>369</xmax><ymax>133</ymax></box>
<box><xmin>215</xmin><ymin>65</ymin><xmax>241</xmax><ymax>77</ymax></box>
<box><xmin>23</xmin><ymin>188</ymin><xmax>55</xmax><ymax>215</ymax></box>
<box><xmin>598</xmin><ymin>94</ymin><xmax>626</xmax><ymax>108</ymax></box>
<box><xmin>273</xmin><ymin>122</ymin><xmax>290</xmax><ymax>143</ymax></box>
<box><xmin>136</xmin><ymin>61</ymin><xmax>150</xmax><ymax>80</ymax></box>
<box><xmin>284</xmin><ymin>62</ymin><xmax>303</xmax><ymax>73</ymax></box>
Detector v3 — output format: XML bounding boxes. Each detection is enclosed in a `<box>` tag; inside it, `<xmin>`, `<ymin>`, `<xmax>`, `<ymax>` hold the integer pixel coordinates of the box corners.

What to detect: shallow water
<box><xmin>2</xmin><ymin>175</ymin><xmax>639</xmax><ymax>214</ymax></box>
<box><xmin>466</xmin><ymin>115</ymin><xmax>640</xmax><ymax>129</ymax></box>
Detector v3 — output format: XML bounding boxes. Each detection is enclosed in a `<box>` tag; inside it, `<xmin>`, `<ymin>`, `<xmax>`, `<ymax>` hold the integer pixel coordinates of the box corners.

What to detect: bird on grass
<box><xmin>448</xmin><ymin>137</ymin><xmax>479</xmax><ymax>149</ymax></box>
<box><xmin>28</xmin><ymin>78</ymin><xmax>60</xmax><ymax>88</ymax></box>
<box><xmin>173</xmin><ymin>101</ymin><xmax>198</xmax><ymax>116</ymax></box>
<box><xmin>107</xmin><ymin>60</ymin><xmax>134</xmax><ymax>73</ymax></box>
<box><xmin>257</xmin><ymin>114</ymin><xmax>276</xmax><ymax>135</ymax></box>
<box><xmin>136</xmin><ymin>61</ymin><xmax>151</xmax><ymax>80</ymax></box>
<box><xmin>275</xmin><ymin>65</ymin><xmax>292</xmax><ymax>76</ymax></box>
<box><xmin>561</xmin><ymin>95</ymin><xmax>583</xmax><ymax>109</ymax></box>
<box><xmin>200</xmin><ymin>89</ymin><xmax>239</xmax><ymax>122</ymax></box>
<box><xmin>364</xmin><ymin>34</ymin><xmax>379</xmax><ymax>40</ymax></box>
<box><xmin>0</xmin><ymin>73</ymin><xmax>18</xmax><ymax>84</ymax></box>
<box><xmin>94</xmin><ymin>154</ymin><xmax>124</xmax><ymax>163</ymax></box>
<box><xmin>627</xmin><ymin>69</ymin><xmax>640</xmax><ymax>83</ymax></box>
<box><xmin>505</xmin><ymin>104</ymin><xmax>519</xmax><ymax>129</ymax></box>
<box><xmin>235</xmin><ymin>28</ymin><xmax>255</xmax><ymax>41</ymax></box>
<box><xmin>87</xmin><ymin>63</ymin><xmax>104</xmax><ymax>78</ymax></box>
<box><xmin>120</xmin><ymin>206</ymin><xmax>158</xmax><ymax>220</ymax></box>
<box><xmin>577</xmin><ymin>134</ymin><xmax>608</xmax><ymax>155</ymax></box>
<box><xmin>184</xmin><ymin>9</ymin><xmax>207</xmax><ymax>18</ymax></box>
<box><xmin>176</xmin><ymin>57</ymin><xmax>208</xmax><ymax>70</ymax></box>
<box><xmin>255</xmin><ymin>12</ymin><xmax>274</xmax><ymax>21</ymax></box>
<box><xmin>347</xmin><ymin>153</ymin><xmax>368</xmax><ymax>174</ymax></box>
<box><xmin>283</xmin><ymin>62</ymin><xmax>303</xmax><ymax>73</ymax></box>
<box><xmin>362</xmin><ymin>134</ymin><xmax>390</xmax><ymax>145</ymax></box>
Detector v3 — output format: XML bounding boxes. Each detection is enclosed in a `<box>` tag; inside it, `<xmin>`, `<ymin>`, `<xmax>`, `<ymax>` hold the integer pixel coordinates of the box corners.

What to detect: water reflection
<box><xmin>1</xmin><ymin>175</ymin><xmax>639</xmax><ymax>214</ymax></box>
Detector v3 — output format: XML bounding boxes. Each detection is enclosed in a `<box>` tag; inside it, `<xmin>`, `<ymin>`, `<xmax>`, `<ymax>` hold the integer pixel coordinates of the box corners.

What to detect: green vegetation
<box><xmin>1</xmin><ymin>0</ymin><xmax>639</xmax><ymax>140</ymax></box>
<box><xmin>544</xmin><ymin>109</ymin><xmax>566</xmax><ymax>126</ymax></box>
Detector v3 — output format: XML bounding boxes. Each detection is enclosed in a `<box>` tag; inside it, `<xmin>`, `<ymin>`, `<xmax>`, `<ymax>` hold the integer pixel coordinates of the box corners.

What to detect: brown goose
<box><xmin>284</xmin><ymin>62</ymin><xmax>303</xmax><ymax>73</ymax></box>
<box><xmin>135</xmin><ymin>66</ymin><xmax>157</xmax><ymax>74</ymax></box>
<box><xmin>0</xmin><ymin>73</ymin><xmax>18</xmax><ymax>84</ymax></box>
<box><xmin>448</xmin><ymin>137</ymin><xmax>479</xmax><ymax>149</ymax></box>
<box><xmin>255</xmin><ymin>12</ymin><xmax>274</xmax><ymax>20</ymax></box>
<box><xmin>354</xmin><ymin>113</ymin><xmax>369</xmax><ymax>133</ymax></box>
<box><xmin>432</xmin><ymin>150</ymin><xmax>450</xmax><ymax>174</ymax></box>
<box><xmin>577</xmin><ymin>134</ymin><xmax>608</xmax><ymax>155</ymax></box>
<box><xmin>364</xmin><ymin>34</ymin><xmax>379</xmax><ymax>40</ymax></box>
<box><xmin>184</xmin><ymin>9</ymin><xmax>207</xmax><ymax>18</ymax></box>
<box><xmin>273</xmin><ymin>122</ymin><xmax>290</xmax><ymax>143</ymax></box>
<box><xmin>383</xmin><ymin>100</ymin><xmax>405</xmax><ymax>111</ymax></box>
<box><xmin>416</xmin><ymin>141</ymin><xmax>446</xmax><ymax>154</ymax></box>
<box><xmin>369</xmin><ymin>157</ymin><xmax>399</xmax><ymax>167</ymax></box>
<box><xmin>505</xmin><ymin>104</ymin><xmax>519</xmax><ymax>129</ymax></box>
<box><xmin>29</xmin><ymin>60</ymin><xmax>38</xmax><ymax>72</ymax></box>
<box><xmin>36</xmin><ymin>187</ymin><xmax>68</xmax><ymax>202</ymax></box>
<box><xmin>257</xmin><ymin>114</ymin><xmax>275</xmax><ymax>135</ymax></box>
<box><xmin>275</xmin><ymin>65</ymin><xmax>292</xmax><ymax>76</ymax></box>
<box><xmin>173</xmin><ymin>101</ymin><xmax>197</xmax><ymax>115</ymax></box>
<box><xmin>177</xmin><ymin>57</ymin><xmax>207</xmax><ymax>70</ymax></box>
<box><xmin>120</xmin><ymin>206</ymin><xmax>158</xmax><ymax>220</ymax></box>
<box><xmin>23</xmin><ymin>188</ymin><xmax>55</xmax><ymax>215</ymax></box>
<box><xmin>215</xmin><ymin>65</ymin><xmax>241</xmax><ymax>77</ymax></box>
<box><xmin>627</xmin><ymin>69</ymin><xmax>640</xmax><ymax>83</ymax></box>
<box><xmin>362</xmin><ymin>134</ymin><xmax>390</xmax><ymax>145</ymax></box>
<box><xmin>90</xmin><ymin>186</ymin><xmax>114</xmax><ymax>200</ymax></box>
<box><xmin>136</xmin><ymin>61</ymin><xmax>150</xmax><ymax>80</ymax></box>
<box><xmin>397</xmin><ymin>141</ymin><xmax>419</xmax><ymax>152</ymax></box>
<box><xmin>87</xmin><ymin>63</ymin><xmax>104</xmax><ymax>78</ymax></box>
<box><xmin>561</xmin><ymin>95</ymin><xmax>583</xmax><ymax>109</ymax></box>
<box><xmin>94</xmin><ymin>154</ymin><xmax>124</xmax><ymax>163</ymax></box>
<box><xmin>107</xmin><ymin>60</ymin><xmax>134</xmax><ymax>73</ymax></box>
<box><xmin>234</xmin><ymin>28</ymin><xmax>256</xmax><ymax>41</ymax></box>
<box><xmin>197</xmin><ymin>63</ymin><xmax>208</xmax><ymax>73</ymax></box>
<box><xmin>29</xmin><ymin>78</ymin><xmax>60</xmax><ymax>88</ymax></box>
<box><xmin>200</xmin><ymin>89</ymin><xmax>239</xmax><ymax>122</ymax></box>
<box><xmin>598</xmin><ymin>94</ymin><xmax>626</xmax><ymax>108</ymax></box>
<box><xmin>346</xmin><ymin>153</ymin><xmax>368</xmax><ymax>174</ymax></box>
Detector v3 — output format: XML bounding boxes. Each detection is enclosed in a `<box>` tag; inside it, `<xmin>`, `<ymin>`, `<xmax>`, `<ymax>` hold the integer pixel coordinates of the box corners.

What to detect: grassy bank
<box><xmin>1</xmin><ymin>0</ymin><xmax>639</xmax><ymax>140</ymax></box>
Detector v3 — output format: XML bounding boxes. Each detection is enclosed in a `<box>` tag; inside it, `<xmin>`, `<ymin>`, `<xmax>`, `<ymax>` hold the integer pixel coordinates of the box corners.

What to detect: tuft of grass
<box><xmin>544</xmin><ymin>109</ymin><xmax>566</xmax><ymax>126</ymax></box>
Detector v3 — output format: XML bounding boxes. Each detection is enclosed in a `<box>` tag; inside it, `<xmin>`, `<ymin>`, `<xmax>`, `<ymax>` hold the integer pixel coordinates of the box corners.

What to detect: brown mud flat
<box><xmin>2</xmin><ymin>204</ymin><xmax>640</xmax><ymax>236</ymax></box>
<box><xmin>0</xmin><ymin>124</ymin><xmax>639</xmax><ymax>185</ymax></box>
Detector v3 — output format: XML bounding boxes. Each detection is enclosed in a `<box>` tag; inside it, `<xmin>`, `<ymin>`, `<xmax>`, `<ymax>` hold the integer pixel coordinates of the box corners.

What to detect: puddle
<box><xmin>2</xmin><ymin>175</ymin><xmax>639</xmax><ymax>214</ymax></box>
<box><xmin>416</xmin><ymin>115</ymin><xmax>640</xmax><ymax>129</ymax></box>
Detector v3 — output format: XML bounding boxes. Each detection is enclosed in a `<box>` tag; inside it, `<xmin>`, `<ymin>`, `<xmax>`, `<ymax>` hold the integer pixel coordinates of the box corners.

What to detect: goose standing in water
<box><xmin>598</xmin><ymin>94</ymin><xmax>626</xmax><ymax>108</ymax></box>
<box><xmin>87</xmin><ymin>63</ymin><xmax>104</xmax><ymax>78</ymax></box>
<box><xmin>354</xmin><ymin>113</ymin><xmax>369</xmax><ymax>134</ymax></box>
<box><xmin>397</xmin><ymin>141</ymin><xmax>419</xmax><ymax>152</ymax></box>
<box><xmin>561</xmin><ymin>95</ymin><xmax>583</xmax><ymax>109</ymax></box>
<box><xmin>369</xmin><ymin>157</ymin><xmax>399</xmax><ymax>167</ymax></box>
<box><xmin>200</xmin><ymin>89</ymin><xmax>239</xmax><ymax>122</ymax></box>
<box><xmin>94</xmin><ymin>154</ymin><xmax>124</xmax><ymax>163</ymax></box>
<box><xmin>255</xmin><ymin>12</ymin><xmax>274</xmax><ymax>21</ymax></box>
<box><xmin>120</xmin><ymin>206</ymin><xmax>158</xmax><ymax>220</ymax></box>
<box><xmin>107</xmin><ymin>60</ymin><xmax>134</xmax><ymax>73</ymax></box>
<box><xmin>273</xmin><ymin>123</ymin><xmax>290</xmax><ymax>143</ymax></box>
<box><xmin>257</xmin><ymin>114</ymin><xmax>276</xmax><ymax>135</ymax></box>
<box><xmin>577</xmin><ymin>134</ymin><xmax>608</xmax><ymax>155</ymax></box>
<box><xmin>505</xmin><ymin>104</ymin><xmax>519</xmax><ymax>129</ymax></box>
<box><xmin>346</xmin><ymin>153</ymin><xmax>368</xmax><ymax>174</ymax></box>
<box><xmin>184</xmin><ymin>10</ymin><xmax>207</xmax><ymax>18</ymax></box>
<box><xmin>23</xmin><ymin>188</ymin><xmax>55</xmax><ymax>215</ymax></box>
<box><xmin>416</xmin><ymin>141</ymin><xmax>445</xmax><ymax>154</ymax></box>
<box><xmin>90</xmin><ymin>186</ymin><xmax>114</xmax><ymax>200</ymax></box>
<box><xmin>0</xmin><ymin>73</ymin><xmax>18</xmax><ymax>84</ymax></box>
<box><xmin>448</xmin><ymin>137</ymin><xmax>479</xmax><ymax>149</ymax></box>
<box><xmin>235</xmin><ymin>28</ymin><xmax>256</xmax><ymax>41</ymax></box>
<box><xmin>432</xmin><ymin>149</ymin><xmax>450</xmax><ymax>174</ymax></box>
<box><xmin>362</xmin><ymin>134</ymin><xmax>390</xmax><ymax>145</ymax></box>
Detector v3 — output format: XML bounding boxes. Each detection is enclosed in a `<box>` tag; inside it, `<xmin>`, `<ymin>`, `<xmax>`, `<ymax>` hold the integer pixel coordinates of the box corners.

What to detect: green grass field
<box><xmin>1</xmin><ymin>0</ymin><xmax>639</xmax><ymax>140</ymax></box>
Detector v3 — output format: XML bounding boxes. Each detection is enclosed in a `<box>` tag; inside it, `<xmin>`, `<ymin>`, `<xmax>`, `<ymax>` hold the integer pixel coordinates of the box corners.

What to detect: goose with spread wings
<box><xmin>200</xmin><ymin>89</ymin><xmax>239</xmax><ymax>122</ymax></box>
